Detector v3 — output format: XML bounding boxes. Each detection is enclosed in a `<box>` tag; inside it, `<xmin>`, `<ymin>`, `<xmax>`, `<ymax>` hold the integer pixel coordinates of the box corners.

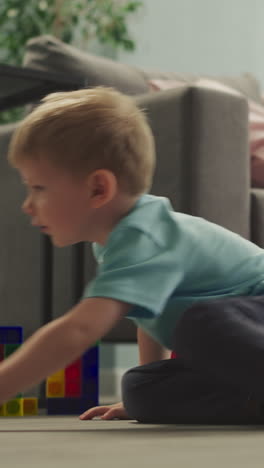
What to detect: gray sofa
<box><xmin>0</xmin><ymin>35</ymin><xmax>262</xmax><ymax>343</ymax></box>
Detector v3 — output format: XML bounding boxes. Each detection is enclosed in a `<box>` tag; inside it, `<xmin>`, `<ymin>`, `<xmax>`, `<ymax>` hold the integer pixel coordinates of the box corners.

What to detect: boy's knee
<box><xmin>121</xmin><ymin>367</ymin><xmax>137</xmax><ymax>399</ymax></box>
<box><xmin>121</xmin><ymin>367</ymin><xmax>153</xmax><ymax>422</ymax></box>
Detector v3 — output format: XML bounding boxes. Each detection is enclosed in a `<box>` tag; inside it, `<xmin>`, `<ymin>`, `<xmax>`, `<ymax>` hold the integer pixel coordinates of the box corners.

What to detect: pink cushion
<box><xmin>148</xmin><ymin>78</ymin><xmax>264</xmax><ymax>188</ymax></box>
<box><xmin>149</xmin><ymin>79</ymin><xmax>185</xmax><ymax>91</ymax></box>
<box><xmin>248</xmin><ymin>100</ymin><xmax>264</xmax><ymax>188</ymax></box>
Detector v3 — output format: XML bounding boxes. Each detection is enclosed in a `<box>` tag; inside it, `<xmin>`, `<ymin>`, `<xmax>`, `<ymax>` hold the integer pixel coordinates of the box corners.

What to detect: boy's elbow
<box><xmin>65</xmin><ymin>297</ymin><xmax>130</xmax><ymax>344</ymax></box>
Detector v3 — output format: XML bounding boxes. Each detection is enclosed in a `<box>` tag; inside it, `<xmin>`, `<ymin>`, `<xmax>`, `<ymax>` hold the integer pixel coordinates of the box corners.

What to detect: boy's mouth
<box><xmin>34</xmin><ymin>224</ymin><xmax>49</xmax><ymax>232</ymax></box>
<box><xmin>31</xmin><ymin>221</ymin><xmax>50</xmax><ymax>233</ymax></box>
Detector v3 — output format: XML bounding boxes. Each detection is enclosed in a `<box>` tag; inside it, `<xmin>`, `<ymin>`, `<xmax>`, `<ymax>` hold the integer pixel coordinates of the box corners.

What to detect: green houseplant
<box><xmin>0</xmin><ymin>0</ymin><xmax>142</xmax><ymax>122</ymax></box>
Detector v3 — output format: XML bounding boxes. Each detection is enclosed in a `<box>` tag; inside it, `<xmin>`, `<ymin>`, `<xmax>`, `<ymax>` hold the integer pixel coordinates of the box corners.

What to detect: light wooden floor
<box><xmin>1</xmin><ymin>416</ymin><xmax>264</xmax><ymax>468</ymax></box>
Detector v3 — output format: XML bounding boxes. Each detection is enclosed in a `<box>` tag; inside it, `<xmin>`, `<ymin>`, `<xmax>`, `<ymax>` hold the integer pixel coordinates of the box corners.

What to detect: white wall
<box><xmin>119</xmin><ymin>0</ymin><xmax>264</xmax><ymax>85</ymax></box>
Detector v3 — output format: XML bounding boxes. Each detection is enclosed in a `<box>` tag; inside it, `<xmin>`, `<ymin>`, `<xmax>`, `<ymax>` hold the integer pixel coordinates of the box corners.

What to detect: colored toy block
<box><xmin>23</xmin><ymin>398</ymin><xmax>38</xmax><ymax>416</ymax></box>
<box><xmin>65</xmin><ymin>380</ymin><xmax>81</xmax><ymax>397</ymax></box>
<box><xmin>83</xmin><ymin>347</ymin><xmax>99</xmax><ymax>365</ymax></box>
<box><xmin>0</xmin><ymin>344</ymin><xmax>4</xmax><ymax>361</ymax></box>
<box><xmin>46</xmin><ymin>396</ymin><xmax>98</xmax><ymax>415</ymax></box>
<box><xmin>82</xmin><ymin>379</ymin><xmax>98</xmax><ymax>397</ymax></box>
<box><xmin>82</xmin><ymin>362</ymin><xmax>98</xmax><ymax>379</ymax></box>
<box><xmin>65</xmin><ymin>359</ymin><xmax>81</xmax><ymax>380</ymax></box>
<box><xmin>0</xmin><ymin>397</ymin><xmax>38</xmax><ymax>417</ymax></box>
<box><xmin>46</xmin><ymin>381</ymin><xmax>64</xmax><ymax>398</ymax></box>
<box><xmin>0</xmin><ymin>326</ymin><xmax>23</xmax><ymax>344</ymax></box>
<box><xmin>4</xmin><ymin>343</ymin><xmax>20</xmax><ymax>358</ymax></box>
<box><xmin>6</xmin><ymin>399</ymin><xmax>24</xmax><ymax>416</ymax></box>
<box><xmin>82</xmin><ymin>347</ymin><xmax>99</xmax><ymax>378</ymax></box>
<box><xmin>0</xmin><ymin>326</ymin><xmax>38</xmax><ymax>417</ymax></box>
<box><xmin>0</xmin><ymin>398</ymin><xmax>24</xmax><ymax>417</ymax></box>
<box><xmin>65</xmin><ymin>359</ymin><xmax>82</xmax><ymax>397</ymax></box>
<box><xmin>46</xmin><ymin>369</ymin><xmax>65</xmax><ymax>397</ymax></box>
<box><xmin>46</xmin><ymin>344</ymin><xmax>99</xmax><ymax>414</ymax></box>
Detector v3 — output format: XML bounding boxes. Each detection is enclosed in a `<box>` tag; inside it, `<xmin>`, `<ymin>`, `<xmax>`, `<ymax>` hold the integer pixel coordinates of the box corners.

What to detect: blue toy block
<box><xmin>82</xmin><ymin>361</ymin><xmax>98</xmax><ymax>378</ymax></box>
<box><xmin>82</xmin><ymin>345</ymin><xmax>99</xmax><ymax>384</ymax></box>
<box><xmin>46</xmin><ymin>396</ymin><xmax>98</xmax><ymax>415</ymax></box>
<box><xmin>83</xmin><ymin>347</ymin><xmax>98</xmax><ymax>365</ymax></box>
<box><xmin>82</xmin><ymin>346</ymin><xmax>99</xmax><ymax>379</ymax></box>
<box><xmin>0</xmin><ymin>327</ymin><xmax>23</xmax><ymax>344</ymax></box>
<box><xmin>82</xmin><ymin>379</ymin><xmax>98</xmax><ymax>398</ymax></box>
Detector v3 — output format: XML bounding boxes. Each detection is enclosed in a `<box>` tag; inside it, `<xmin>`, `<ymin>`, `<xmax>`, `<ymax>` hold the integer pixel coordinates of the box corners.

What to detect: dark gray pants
<box><xmin>122</xmin><ymin>296</ymin><xmax>264</xmax><ymax>424</ymax></box>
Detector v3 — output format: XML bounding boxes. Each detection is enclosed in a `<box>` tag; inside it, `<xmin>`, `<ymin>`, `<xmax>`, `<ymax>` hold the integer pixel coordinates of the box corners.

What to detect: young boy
<box><xmin>4</xmin><ymin>86</ymin><xmax>264</xmax><ymax>424</ymax></box>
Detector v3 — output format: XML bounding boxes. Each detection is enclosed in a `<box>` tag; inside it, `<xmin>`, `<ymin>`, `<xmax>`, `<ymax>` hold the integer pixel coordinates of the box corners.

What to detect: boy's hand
<box><xmin>79</xmin><ymin>402</ymin><xmax>130</xmax><ymax>420</ymax></box>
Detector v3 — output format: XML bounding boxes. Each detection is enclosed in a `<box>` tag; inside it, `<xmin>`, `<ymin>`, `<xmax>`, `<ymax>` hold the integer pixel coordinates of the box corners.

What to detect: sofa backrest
<box><xmin>24</xmin><ymin>35</ymin><xmax>149</xmax><ymax>96</ymax></box>
<box><xmin>24</xmin><ymin>35</ymin><xmax>262</xmax><ymax>103</ymax></box>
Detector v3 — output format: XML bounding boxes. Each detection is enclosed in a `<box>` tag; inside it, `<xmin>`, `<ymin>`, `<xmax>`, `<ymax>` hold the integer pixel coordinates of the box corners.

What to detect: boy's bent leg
<box><xmin>122</xmin><ymin>358</ymin><xmax>261</xmax><ymax>424</ymax></box>
<box><xmin>173</xmin><ymin>296</ymin><xmax>264</xmax><ymax>398</ymax></box>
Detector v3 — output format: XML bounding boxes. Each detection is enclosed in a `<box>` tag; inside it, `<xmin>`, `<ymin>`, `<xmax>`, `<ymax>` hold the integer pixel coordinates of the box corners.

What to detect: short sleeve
<box><xmin>83</xmin><ymin>227</ymin><xmax>183</xmax><ymax>318</ymax></box>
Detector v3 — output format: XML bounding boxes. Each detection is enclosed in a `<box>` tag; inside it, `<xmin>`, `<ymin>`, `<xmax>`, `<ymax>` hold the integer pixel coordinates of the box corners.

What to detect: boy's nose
<box><xmin>22</xmin><ymin>197</ymin><xmax>34</xmax><ymax>216</ymax></box>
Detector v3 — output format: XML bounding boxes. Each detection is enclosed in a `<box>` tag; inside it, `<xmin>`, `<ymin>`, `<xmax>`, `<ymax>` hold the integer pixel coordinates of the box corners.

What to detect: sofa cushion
<box><xmin>215</xmin><ymin>74</ymin><xmax>261</xmax><ymax>103</ymax></box>
<box><xmin>251</xmin><ymin>189</ymin><xmax>264</xmax><ymax>248</ymax></box>
<box><xmin>24</xmin><ymin>35</ymin><xmax>149</xmax><ymax>96</ymax></box>
<box><xmin>149</xmin><ymin>74</ymin><xmax>261</xmax><ymax>103</ymax></box>
<box><xmin>248</xmin><ymin>100</ymin><xmax>264</xmax><ymax>188</ymax></box>
<box><xmin>148</xmin><ymin>72</ymin><xmax>261</xmax><ymax>101</ymax></box>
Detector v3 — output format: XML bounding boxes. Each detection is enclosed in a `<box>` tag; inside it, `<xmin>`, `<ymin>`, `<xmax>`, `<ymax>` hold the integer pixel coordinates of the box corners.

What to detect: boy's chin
<box><xmin>49</xmin><ymin>235</ymin><xmax>76</xmax><ymax>248</ymax></box>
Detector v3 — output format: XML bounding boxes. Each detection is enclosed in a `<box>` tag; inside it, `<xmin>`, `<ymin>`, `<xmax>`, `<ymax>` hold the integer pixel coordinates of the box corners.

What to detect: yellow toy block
<box><xmin>46</xmin><ymin>369</ymin><xmax>65</xmax><ymax>397</ymax></box>
<box><xmin>0</xmin><ymin>398</ymin><xmax>24</xmax><ymax>417</ymax></box>
<box><xmin>23</xmin><ymin>398</ymin><xmax>38</xmax><ymax>415</ymax></box>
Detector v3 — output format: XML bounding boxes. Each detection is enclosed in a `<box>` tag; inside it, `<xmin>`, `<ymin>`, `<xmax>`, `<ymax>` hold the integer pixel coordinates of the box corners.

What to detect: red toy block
<box><xmin>65</xmin><ymin>360</ymin><xmax>81</xmax><ymax>380</ymax></box>
<box><xmin>65</xmin><ymin>380</ymin><xmax>81</xmax><ymax>397</ymax></box>
<box><xmin>0</xmin><ymin>344</ymin><xmax>4</xmax><ymax>361</ymax></box>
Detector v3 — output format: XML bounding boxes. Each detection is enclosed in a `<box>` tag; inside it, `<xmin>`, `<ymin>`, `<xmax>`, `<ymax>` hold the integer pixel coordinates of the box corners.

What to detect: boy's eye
<box><xmin>32</xmin><ymin>185</ymin><xmax>45</xmax><ymax>191</ymax></box>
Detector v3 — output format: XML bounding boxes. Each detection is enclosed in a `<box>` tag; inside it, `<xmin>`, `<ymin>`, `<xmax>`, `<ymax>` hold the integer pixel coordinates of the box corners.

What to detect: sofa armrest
<box><xmin>136</xmin><ymin>85</ymin><xmax>250</xmax><ymax>238</ymax></box>
<box><xmin>188</xmin><ymin>85</ymin><xmax>250</xmax><ymax>238</ymax></box>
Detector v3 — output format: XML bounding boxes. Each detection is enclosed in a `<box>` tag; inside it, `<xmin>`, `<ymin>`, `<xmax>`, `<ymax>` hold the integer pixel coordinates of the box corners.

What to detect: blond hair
<box><xmin>8</xmin><ymin>87</ymin><xmax>156</xmax><ymax>196</ymax></box>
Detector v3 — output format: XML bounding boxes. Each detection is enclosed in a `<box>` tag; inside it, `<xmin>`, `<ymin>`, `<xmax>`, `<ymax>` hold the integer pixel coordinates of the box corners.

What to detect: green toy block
<box><xmin>0</xmin><ymin>398</ymin><xmax>23</xmax><ymax>417</ymax></box>
<box><xmin>4</xmin><ymin>343</ymin><xmax>20</xmax><ymax>358</ymax></box>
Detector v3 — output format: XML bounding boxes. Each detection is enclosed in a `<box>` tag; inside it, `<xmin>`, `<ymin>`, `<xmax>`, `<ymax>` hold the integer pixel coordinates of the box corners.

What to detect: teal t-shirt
<box><xmin>83</xmin><ymin>194</ymin><xmax>264</xmax><ymax>349</ymax></box>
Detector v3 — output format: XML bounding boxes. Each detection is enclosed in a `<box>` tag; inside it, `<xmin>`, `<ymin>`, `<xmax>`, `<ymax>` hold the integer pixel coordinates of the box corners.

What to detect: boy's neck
<box><xmin>93</xmin><ymin>192</ymin><xmax>140</xmax><ymax>246</ymax></box>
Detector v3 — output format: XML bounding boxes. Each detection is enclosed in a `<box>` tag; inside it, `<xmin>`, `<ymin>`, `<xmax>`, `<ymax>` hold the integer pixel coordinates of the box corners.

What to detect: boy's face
<box><xmin>19</xmin><ymin>159</ymin><xmax>95</xmax><ymax>247</ymax></box>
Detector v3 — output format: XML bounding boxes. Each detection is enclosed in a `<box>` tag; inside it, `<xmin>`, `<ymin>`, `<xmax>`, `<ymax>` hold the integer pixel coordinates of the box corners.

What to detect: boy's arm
<box><xmin>79</xmin><ymin>325</ymin><xmax>171</xmax><ymax>421</ymax></box>
<box><xmin>0</xmin><ymin>297</ymin><xmax>130</xmax><ymax>404</ymax></box>
<box><xmin>137</xmin><ymin>327</ymin><xmax>171</xmax><ymax>365</ymax></box>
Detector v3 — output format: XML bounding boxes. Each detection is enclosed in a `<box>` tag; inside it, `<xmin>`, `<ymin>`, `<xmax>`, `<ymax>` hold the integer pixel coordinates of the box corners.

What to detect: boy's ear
<box><xmin>87</xmin><ymin>169</ymin><xmax>117</xmax><ymax>207</ymax></box>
